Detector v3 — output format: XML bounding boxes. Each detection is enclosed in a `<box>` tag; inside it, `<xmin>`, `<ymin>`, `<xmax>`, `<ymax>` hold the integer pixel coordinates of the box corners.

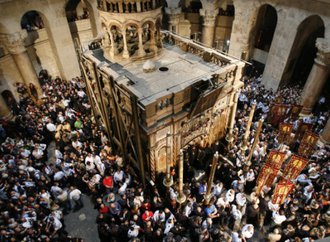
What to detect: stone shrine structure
<box><xmin>0</xmin><ymin>0</ymin><xmax>329</xmax><ymax>156</ymax></box>
<box><xmin>81</xmin><ymin>0</ymin><xmax>245</xmax><ymax>180</ymax></box>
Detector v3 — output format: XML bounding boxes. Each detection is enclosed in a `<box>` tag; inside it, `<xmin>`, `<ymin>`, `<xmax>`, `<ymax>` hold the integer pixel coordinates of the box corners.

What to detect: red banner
<box><xmin>289</xmin><ymin>105</ymin><xmax>302</xmax><ymax>119</ymax></box>
<box><xmin>295</xmin><ymin>122</ymin><xmax>313</xmax><ymax>141</ymax></box>
<box><xmin>298</xmin><ymin>131</ymin><xmax>319</xmax><ymax>158</ymax></box>
<box><xmin>256</xmin><ymin>164</ymin><xmax>280</xmax><ymax>194</ymax></box>
<box><xmin>268</xmin><ymin>103</ymin><xmax>290</xmax><ymax>127</ymax></box>
<box><xmin>272</xmin><ymin>178</ymin><xmax>295</xmax><ymax>205</ymax></box>
<box><xmin>256</xmin><ymin>163</ymin><xmax>273</xmax><ymax>195</ymax></box>
<box><xmin>256</xmin><ymin>150</ymin><xmax>286</xmax><ymax>194</ymax></box>
<box><xmin>265</xmin><ymin>150</ymin><xmax>286</xmax><ymax>170</ymax></box>
<box><xmin>278</xmin><ymin>123</ymin><xmax>293</xmax><ymax>144</ymax></box>
<box><xmin>283</xmin><ymin>154</ymin><xmax>308</xmax><ymax>180</ymax></box>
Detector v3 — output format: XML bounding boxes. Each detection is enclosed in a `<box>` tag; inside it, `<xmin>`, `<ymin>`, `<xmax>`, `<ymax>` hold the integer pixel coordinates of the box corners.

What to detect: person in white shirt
<box><xmin>77</xmin><ymin>90</ymin><xmax>86</xmax><ymax>98</ymax></box>
<box><xmin>226</xmin><ymin>189</ymin><xmax>235</xmax><ymax>203</ymax></box>
<box><xmin>128</xmin><ymin>225</ymin><xmax>140</xmax><ymax>238</ymax></box>
<box><xmin>272</xmin><ymin>209</ymin><xmax>287</xmax><ymax>225</ymax></box>
<box><xmin>213</xmin><ymin>181</ymin><xmax>223</xmax><ymax>197</ymax></box>
<box><xmin>236</xmin><ymin>193</ymin><xmax>247</xmax><ymax>214</ymax></box>
<box><xmin>153</xmin><ymin>209</ymin><xmax>166</xmax><ymax>225</ymax></box>
<box><xmin>114</xmin><ymin>168</ymin><xmax>124</xmax><ymax>184</ymax></box>
<box><xmin>241</xmin><ymin>224</ymin><xmax>254</xmax><ymax>239</ymax></box>
<box><xmin>183</xmin><ymin>201</ymin><xmax>193</xmax><ymax>217</ymax></box>
<box><xmin>231</xmin><ymin>204</ymin><xmax>242</xmax><ymax>231</ymax></box>
<box><xmin>69</xmin><ymin>186</ymin><xmax>83</xmax><ymax>210</ymax></box>
<box><xmin>46</xmin><ymin>120</ymin><xmax>56</xmax><ymax>132</ymax></box>
<box><xmin>53</xmin><ymin>170</ymin><xmax>66</xmax><ymax>181</ymax></box>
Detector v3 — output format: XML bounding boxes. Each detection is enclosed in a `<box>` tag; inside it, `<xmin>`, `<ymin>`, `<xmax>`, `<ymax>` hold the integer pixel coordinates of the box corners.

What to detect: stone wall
<box><xmin>229</xmin><ymin>0</ymin><xmax>330</xmax><ymax>90</ymax></box>
<box><xmin>0</xmin><ymin>54</ymin><xmax>23</xmax><ymax>101</ymax></box>
<box><xmin>25</xmin><ymin>29</ymin><xmax>60</xmax><ymax>78</ymax></box>
<box><xmin>0</xmin><ymin>0</ymin><xmax>101</xmax><ymax>83</ymax></box>
<box><xmin>180</xmin><ymin>13</ymin><xmax>234</xmax><ymax>47</ymax></box>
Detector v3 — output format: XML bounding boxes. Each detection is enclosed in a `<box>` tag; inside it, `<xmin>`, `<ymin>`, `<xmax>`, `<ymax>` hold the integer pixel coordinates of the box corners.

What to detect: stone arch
<box><xmin>156</xmin><ymin>145</ymin><xmax>167</xmax><ymax>173</ymax></box>
<box><xmin>109</xmin><ymin>25</ymin><xmax>124</xmax><ymax>55</ymax></box>
<box><xmin>252</xmin><ymin>4</ymin><xmax>277</xmax><ymax>52</ymax></box>
<box><xmin>125</xmin><ymin>22</ymin><xmax>140</xmax><ymax>56</ymax></box>
<box><xmin>65</xmin><ymin>0</ymin><xmax>98</xmax><ymax>48</ymax></box>
<box><xmin>142</xmin><ymin>20</ymin><xmax>157</xmax><ymax>53</ymax></box>
<box><xmin>125</xmin><ymin>20</ymin><xmax>141</xmax><ymax>29</ymax></box>
<box><xmin>280</xmin><ymin>15</ymin><xmax>325</xmax><ymax>88</ymax></box>
<box><xmin>1</xmin><ymin>90</ymin><xmax>17</xmax><ymax>109</ymax></box>
<box><xmin>20</xmin><ymin>10</ymin><xmax>61</xmax><ymax>78</ymax></box>
<box><xmin>248</xmin><ymin>4</ymin><xmax>277</xmax><ymax>73</ymax></box>
<box><xmin>21</xmin><ymin>10</ymin><xmax>45</xmax><ymax>31</ymax></box>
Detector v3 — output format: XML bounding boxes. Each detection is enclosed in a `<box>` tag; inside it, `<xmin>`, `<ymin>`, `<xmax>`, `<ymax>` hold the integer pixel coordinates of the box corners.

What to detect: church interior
<box><xmin>0</xmin><ymin>0</ymin><xmax>329</xmax><ymax>241</ymax></box>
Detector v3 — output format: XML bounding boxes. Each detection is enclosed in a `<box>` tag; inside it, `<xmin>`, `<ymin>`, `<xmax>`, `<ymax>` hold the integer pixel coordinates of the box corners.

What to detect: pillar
<box><xmin>150</xmin><ymin>29</ymin><xmax>158</xmax><ymax>53</ymax></box>
<box><xmin>228</xmin><ymin>0</ymin><xmax>257</xmax><ymax>60</ymax></box>
<box><xmin>0</xmin><ymin>95</ymin><xmax>13</xmax><ymax>120</ymax></box>
<box><xmin>168</xmin><ymin>15</ymin><xmax>181</xmax><ymax>34</ymax></box>
<box><xmin>320</xmin><ymin>117</ymin><xmax>330</xmax><ymax>145</ymax></box>
<box><xmin>108</xmin><ymin>29</ymin><xmax>115</xmax><ymax>58</ymax></box>
<box><xmin>137</xmin><ymin>27</ymin><xmax>146</xmax><ymax>57</ymax></box>
<box><xmin>199</xmin><ymin>0</ymin><xmax>218</xmax><ymax>47</ymax></box>
<box><xmin>1</xmin><ymin>31</ymin><xmax>42</xmax><ymax>99</ymax></box>
<box><xmin>136</xmin><ymin>0</ymin><xmax>141</xmax><ymax>12</ymax></box>
<box><xmin>165</xmin><ymin>0</ymin><xmax>182</xmax><ymax>34</ymax></box>
<box><xmin>300</xmin><ymin>38</ymin><xmax>330</xmax><ymax>115</ymax></box>
<box><xmin>200</xmin><ymin>14</ymin><xmax>217</xmax><ymax>47</ymax></box>
<box><xmin>122</xmin><ymin>28</ymin><xmax>130</xmax><ymax>59</ymax></box>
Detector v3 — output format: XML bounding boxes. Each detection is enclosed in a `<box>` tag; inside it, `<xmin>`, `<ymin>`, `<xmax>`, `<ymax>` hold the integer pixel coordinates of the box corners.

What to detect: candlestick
<box><xmin>246</xmin><ymin>118</ymin><xmax>264</xmax><ymax>165</ymax></box>
<box><xmin>204</xmin><ymin>151</ymin><xmax>219</xmax><ymax>205</ymax></box>
<box><xmin>163</xmin><ymin>133</ymin><xmax>173</xmax><ymax>187</ymax></box>
<box><xmin>176</xmin><ymin>149</ymin><xmax>186</xmax><ymax>204</ymax></box>
<box><xmin>241</xmin><ymin>101</ymin><xmax>257</xmax><ymax>151</ymax></box>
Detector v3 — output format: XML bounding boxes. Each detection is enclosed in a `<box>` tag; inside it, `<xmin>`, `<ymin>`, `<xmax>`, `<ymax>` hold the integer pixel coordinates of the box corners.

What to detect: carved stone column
<box><xmin>165</xmin><ymin>0</ymin><xmax>182</xmax><ymax>34</ymax></box>
<box><xmin>1</xmin><ymin>31</ymin><xmax>42</xmax><ymax>99</ymax></box>
<box><xmin>137</xmin><ymin>27</ymin><xmax>146</xmax><ymax>56</ymax></box>
<box><xmin>122</xmin><ymin>28</ymin><xmax>130</xmax><ymax>58</ymax></box>
<box><xmin>301</xmin><ymin>38</ymin><xmax>330</xmax><ymax>115</ymax></box>
<box><xmin>168</xmin><ymin>14</ymin><xmax>181</xmax><ymax>34</ymax></box>
<box><xmin>200</xmin><ymin>0</ymin><xmax>218</xmax><ymax>47</ymax></box>
<box><xmin>228</xmin><ymin>0</ymin><xmax>257</xmax><ymax>60</ymax></box>
<box><xmin>320</xmin><ymin>117</ymin><xmax>330</xmax><ymax>145</ymax></box>
<box><xmin>108</xmin><ymin>29</ymin><xmax>115</xmax><ymax>58</ymax></box>
<box><xmin>150</xmin><ymin>29</ymin><xmax>158</xmax><ymax>53</ymax></box>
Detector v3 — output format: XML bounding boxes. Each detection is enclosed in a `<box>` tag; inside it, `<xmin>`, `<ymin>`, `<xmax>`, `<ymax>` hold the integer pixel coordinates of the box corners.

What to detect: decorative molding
<box><xmin>315</xmin><ymin>38</ymin><xmax>330</xmax><ymax>66</ymax></box>
<box><xmin>199</xmin><ymin>0</ymin><xmax>218</xmax><ymax>27</ymax></box>
<box><xmin>0</xmin><ymin>30</ymin><xmax>28</xmax><ymax>55</ymax></box>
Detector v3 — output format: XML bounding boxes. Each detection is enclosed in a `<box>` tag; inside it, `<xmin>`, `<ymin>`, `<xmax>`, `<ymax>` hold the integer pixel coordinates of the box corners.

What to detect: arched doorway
<box><xmin>280</xmin><ymin>15</ymin><xmax>325</xmax><ymax>88</ymax></box>
<box><xmin>66</xmin><ymin>0</ymin><xmax>98</xmax><ymax>48</ymax></box>
<box><xmin>250</xmin><ymin>4</ymin><xmax>277</xmax><ymax>74</ymax></box>
<box><xmin>21</xmin><ymin>11</ymin><xmax>60</xmax><ymax>77</ymax></box>
<box><xmin>2</xmin><ymin>90</ymin><xmax>18</xmax><ymax>114</ymax></box>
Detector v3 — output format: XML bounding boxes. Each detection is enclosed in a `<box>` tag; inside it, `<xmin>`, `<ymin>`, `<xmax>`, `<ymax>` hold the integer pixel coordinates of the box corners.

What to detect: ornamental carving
<box><xmin>315</xmin><ymin>38</ymin><xmax>330</xmax><ymax>66</ymax></box>
<box><xmin>0</xmin><ymin>31</ymin><xmax>27</xmax><ymax>55</ymax></box>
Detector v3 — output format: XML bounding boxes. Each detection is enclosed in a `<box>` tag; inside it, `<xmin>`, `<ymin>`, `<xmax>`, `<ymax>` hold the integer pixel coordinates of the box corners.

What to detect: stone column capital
<box><xmin>167</xmin><ymin>13</ymin><xmax>181</xmax><ymax>25</ymax></box>
<box><xmin>315</xmin><ymin>38</ymin><xmax>330</xmax><ymax>66</ymax></box>
<box><xmin>0</xmin><ymin>30</ymin><xmax>28</xmax><ymax>55</ymax></box>
<box><xmin>165</xmin><ymin>0</ymin><xmax>181</xmax><ymax>10</ymax></box>
<box><xmin>165</xmin><ymin>6</ymin><xmax>182</xmax><ymax>27</ymax></box>
<box><xmin>199</xmin><ymin>8</ymin><xmax>218</xmax><ymax>27</ymax></box>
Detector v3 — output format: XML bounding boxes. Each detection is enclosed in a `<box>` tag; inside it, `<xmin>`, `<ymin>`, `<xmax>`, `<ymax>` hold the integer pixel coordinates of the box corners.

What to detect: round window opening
<box><xmin>159</xmin><ymin>67</ymin><xmax>169</xmax><ymax>72</ymax></box>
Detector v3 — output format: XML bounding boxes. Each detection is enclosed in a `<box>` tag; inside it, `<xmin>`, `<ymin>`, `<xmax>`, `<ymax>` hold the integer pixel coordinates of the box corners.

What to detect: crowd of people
<box><xmin>0</xmin><ymin>67</ymin><xmax>329</xmax><ymax>242</ymax></box>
